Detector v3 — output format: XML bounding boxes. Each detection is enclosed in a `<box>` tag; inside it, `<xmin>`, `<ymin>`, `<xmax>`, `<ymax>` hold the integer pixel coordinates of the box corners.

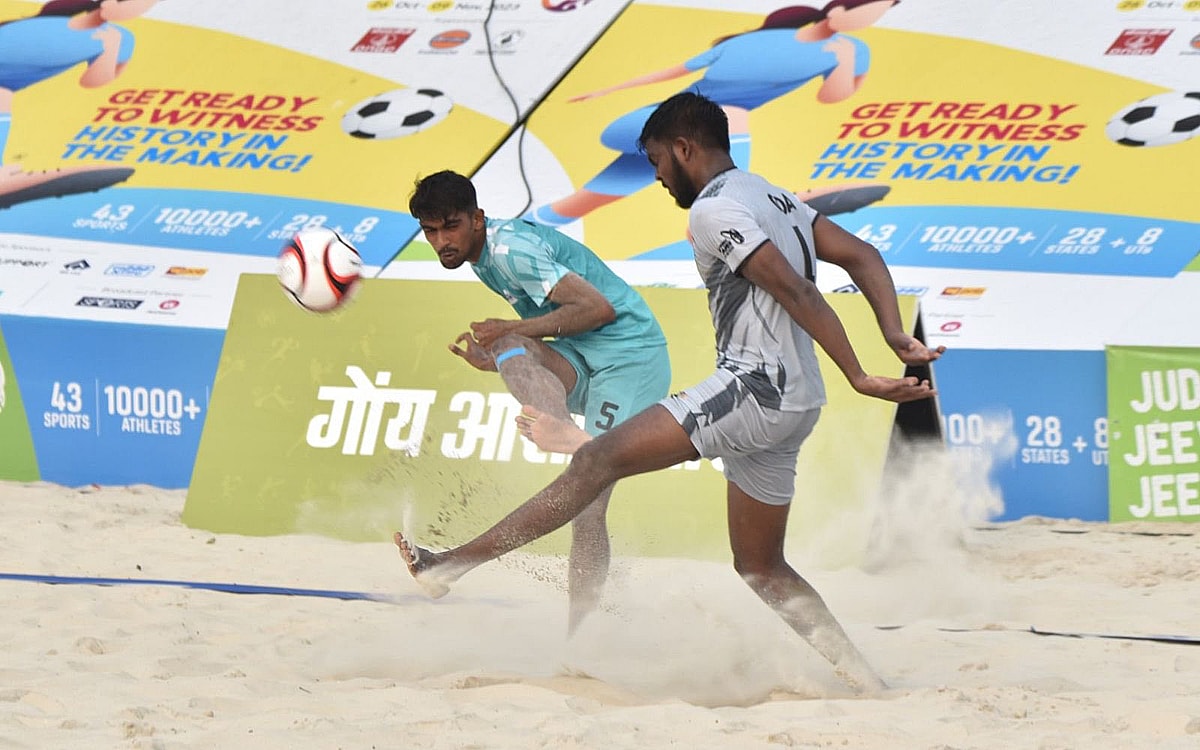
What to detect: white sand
<box><xmin>2</xmin><ymin>472</ymin><xmax>1198</xmax><ymax>749</ymax></box>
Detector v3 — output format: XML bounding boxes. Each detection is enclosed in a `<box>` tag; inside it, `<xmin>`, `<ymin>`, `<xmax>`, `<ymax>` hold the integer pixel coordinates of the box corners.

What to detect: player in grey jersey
<box><xmin>395</xmin><ymin>92</ymin><xmax>943</xmax><ymax>693</ymax></box>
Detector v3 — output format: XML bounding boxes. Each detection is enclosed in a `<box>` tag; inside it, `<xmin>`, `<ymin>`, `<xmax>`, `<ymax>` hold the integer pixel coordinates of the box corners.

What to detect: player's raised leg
<box><xmin>488</xmin><ymin>333</ymin><xmax>591</xmax><ymax>454</ymax></box>
<box><xmin>394</xmin><ymin>405</ymin><xmax>699</xmax><ymax>595</ymax></box>
<box><xmin>725</xmin><ymin>481</ymin><xmax>886</xmax><ymax>694</ymax></box>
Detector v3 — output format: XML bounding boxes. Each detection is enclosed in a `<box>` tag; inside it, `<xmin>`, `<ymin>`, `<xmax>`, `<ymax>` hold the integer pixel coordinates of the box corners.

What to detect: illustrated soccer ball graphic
<box><xmin>341</xmin><ymin>88</ymin><xmax>453</xmax><ymax>139</ymax></box>
<box><xmin>277</xmin><ymin>228</ymin><xmax>363</xmax><ymax>313</ymax></box>
<box><xmin>1105</xmin><ymin>91</ymin><xmax>1200</xmax><ymax>147</ymax></box>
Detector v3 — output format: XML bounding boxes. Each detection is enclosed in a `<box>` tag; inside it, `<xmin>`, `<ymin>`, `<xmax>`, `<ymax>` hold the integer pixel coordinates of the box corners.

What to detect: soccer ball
<box><xmin>341</xmin><ymin>88</ymin><xmax>453</xmax><ymax>139</ymax></box>
<box><xmin>1105</xmin><ymin>91</ymin><xmax>1200</xmax><ymax>147</ymax></box>
<box><xmin>277</xmin><ymin>228</ymin><xmax>363</xmax><ymax>312</ymax></box>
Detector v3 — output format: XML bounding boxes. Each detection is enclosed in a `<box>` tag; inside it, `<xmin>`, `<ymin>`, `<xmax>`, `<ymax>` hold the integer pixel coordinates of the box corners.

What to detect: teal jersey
<box><xmin>472</xmin><ymin>218</ymin><xmax>667</xmax><ymax>353</ymax></box>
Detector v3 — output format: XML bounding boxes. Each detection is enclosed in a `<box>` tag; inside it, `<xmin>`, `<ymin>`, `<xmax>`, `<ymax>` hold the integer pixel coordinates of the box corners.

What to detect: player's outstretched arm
<box><xmin>812</xmin><ymin>215</ymin><xmax>945</xmax><ymax>366</ymax></box>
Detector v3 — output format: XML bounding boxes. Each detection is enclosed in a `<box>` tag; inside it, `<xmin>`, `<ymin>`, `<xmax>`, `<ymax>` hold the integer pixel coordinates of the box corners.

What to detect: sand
<box><xmin>1</xmin><ymin>474</ymin><xmax>1198</xmax><ymax>749</ymax></box>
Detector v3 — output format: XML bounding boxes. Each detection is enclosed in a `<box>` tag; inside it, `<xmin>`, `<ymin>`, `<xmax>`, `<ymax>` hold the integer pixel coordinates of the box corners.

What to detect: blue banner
<box><xmin>935</xmin><ymin>348</ymin><xmax>1109</xmax><ymax>521</ymax></box>
<box><xmin>0</xmin><ymin>188</ymin><xmax>417</xmax><ymax>267</ymax></box>
<box><xmin>0</xmin><ymin>316</ymin><xmax>223</xmax><ymax>488</ymax></box>
<box><xmin>636</xmin><ymin>206</ymin><xmax>1198</xmax><ymax>278</ymax></box>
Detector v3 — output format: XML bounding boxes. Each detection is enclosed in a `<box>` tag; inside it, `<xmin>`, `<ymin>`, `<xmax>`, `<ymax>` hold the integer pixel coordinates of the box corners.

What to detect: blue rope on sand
<box><xmin>0</xmin><ymin>572</ymin><xmax>397</xmax><ymax>602</ymax></box>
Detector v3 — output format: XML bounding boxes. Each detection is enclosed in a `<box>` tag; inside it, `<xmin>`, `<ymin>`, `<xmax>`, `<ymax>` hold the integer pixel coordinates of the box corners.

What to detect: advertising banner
<box><xmin>1107</xmin><ymin>345</ymin><xmax>1200</xmax><ymax>523</ymax></box>
<box><xmin>185</xmin><ymin>275</ymin><xmax>917</xmax><ymax>560</ymax></box>
<box><xmin>935</xmin><ymin>348</ymin><xmax>1109</xmax><ymax>522</ymax></box>
<box><xmin>450</xmin><ymin>1</ymin><xmax>1197</xmax><ymax>271</ymax></box>
<box><xmin>0</xmin><ymin>315</ymin><xmax>222</xmax><ymax>488</ymax></box>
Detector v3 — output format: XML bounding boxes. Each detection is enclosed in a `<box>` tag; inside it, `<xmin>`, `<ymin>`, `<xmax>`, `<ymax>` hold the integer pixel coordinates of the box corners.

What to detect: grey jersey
<box><xmin>687</xmin><ymin>168</ymin><xmax>826</xmax><ymax>412</ymax></box>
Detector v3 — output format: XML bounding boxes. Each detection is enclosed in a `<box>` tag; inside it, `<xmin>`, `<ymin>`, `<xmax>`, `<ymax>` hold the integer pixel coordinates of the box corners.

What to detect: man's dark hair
<box><xmin>408</xmin><ymin>170</ymin><xmax>478</xmax><ymax>221</ymax></box>
<box><xmin>637</xmin><ymin>92</ymin><xmax>730</xmax><ymax>154</ymax></box>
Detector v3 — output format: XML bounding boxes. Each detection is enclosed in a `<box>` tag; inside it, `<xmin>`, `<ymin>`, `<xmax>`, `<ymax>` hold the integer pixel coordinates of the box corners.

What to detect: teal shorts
<box><xmin>546</xmin><ymin>339</ymin><xmax>671</xmax><ymax>436</ymax></box>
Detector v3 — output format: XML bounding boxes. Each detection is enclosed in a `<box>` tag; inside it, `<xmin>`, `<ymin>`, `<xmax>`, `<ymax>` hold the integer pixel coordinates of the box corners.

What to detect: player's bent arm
<box><xmin>739</xmin><ymin>242</ymin><xmax>870</xmax><ymax>391</ymax></box>
<box><xmin>812</xmin><ymin>216</ymin><xmax>904</xmax><ymax>336</ymax></box>
<box><xmin>512</xmin><ymin>273</ymin><xmax>616</xmax><ymax>340</ymax></box>
<box><xmin>811</xmin><ymin>215</ymin><xmax>943</xmax><ymax>365</ymax></box>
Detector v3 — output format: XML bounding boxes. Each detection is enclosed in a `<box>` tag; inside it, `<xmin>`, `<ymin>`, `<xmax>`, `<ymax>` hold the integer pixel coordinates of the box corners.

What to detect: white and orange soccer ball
<box><xmin>276</xmin><ymin>228</ymin><xmax>363</xmax><ymax>312</ymax></box>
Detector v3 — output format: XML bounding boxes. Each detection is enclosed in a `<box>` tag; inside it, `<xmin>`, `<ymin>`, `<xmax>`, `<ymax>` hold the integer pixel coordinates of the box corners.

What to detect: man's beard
<box><xmin>669</xmin><ymin>154</ymin><xmax>699</xmax><ymax>209</ymax></box>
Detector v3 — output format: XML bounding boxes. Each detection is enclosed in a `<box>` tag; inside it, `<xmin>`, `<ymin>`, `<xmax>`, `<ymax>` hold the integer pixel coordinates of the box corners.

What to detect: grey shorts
<box><xmin>660</xmin><ymin>369</ymin><xmax>821</xmax><ymax>506</ymax></box>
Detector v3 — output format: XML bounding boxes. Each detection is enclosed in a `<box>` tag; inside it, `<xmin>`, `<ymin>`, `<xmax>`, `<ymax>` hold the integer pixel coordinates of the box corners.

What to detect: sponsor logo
<box><xmin>542</xmin><ymin>0</ymin><xmax>593</xmax><ymax>11</ymax></box>
<box><xmin>159</xmin><ymin>299</ymin><xmax>181</xmax><ymax>310</ymax></box>
<box><xmin>1187</xmin><ymin>32</ymin><xmax>1200</xmax><ymax>53</ymax></box>
<box><xmin>0</xmin><ymin>257</ymin><xmax>49</xmax><ymax>268</ymax></box>
<box><xmin>939</xmin><ymin>321</ymin><xmax>963</xmax><ymax>333</ymax></box>
<box><xmin>716</xmin><ymin>228</ymin><xmax>745</xmax><ymax>257</ymax></box>
<box><xmin>430</xmin><ymin>29</ymin><xmax>470</xmax><ymax>49</ymax></box>
<box><xmin>1106</xmin><ymin>29</ymin><xmax>1172</xmax><ymax>55</ymax></box>
<box><xmin>165</xmin><ymin>266</ymin><xmax>208</xmax><ymax>279</ymax></box>
<box><xmin>832</xmin><ymin>283</ymin><xmax>929</xmax><ymax>296</ymax></box>
<box><xmin>105</xmin><ymin>263</ymin><xmax>155</xmax><ymax>277</ymax></box>
<box><xmin>63</xmin><ymin>259</ymin><xmax>90</xmax><ymax>271</ymax></box>
<box><xmin>940</xmin><ymin>286</ymin><xmax>986</xmax><ymax>299</ymax></box>
<box><xmin>77</xmin><ymin>296</ymin><xmax>143</xmax><ymax>310</ymax></box>
<box><xmin>352</xmin><ymin>27</ymin><xmax>415</xmax><ymax>53</ymax></box>
<box><xmin>491</xmin><ymin>28</ymin><xmax>524</xmax><ymax>50</ymax></box>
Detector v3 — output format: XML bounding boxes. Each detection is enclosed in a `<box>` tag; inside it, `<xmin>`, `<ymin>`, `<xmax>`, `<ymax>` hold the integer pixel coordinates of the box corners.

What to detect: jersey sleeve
<box><xmin>687</xmin><ymin>195</ymin><xmax>769</xmax><ymax>274</ymax></box>
<box><xmin>491</xmin><ymin>228</ymin><xmax>570</xmax><ymax>306</ymax></box>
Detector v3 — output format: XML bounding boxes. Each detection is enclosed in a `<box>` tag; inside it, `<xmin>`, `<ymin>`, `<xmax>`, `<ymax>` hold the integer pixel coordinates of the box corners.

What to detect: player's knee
<box><xmin>568</xmin><ymin>439</ymin><xmax>621</xmax><ymax>487</ymax></box>
<box><xmin>731</xmin><ymin>550</ymin><xmax>784</xmax><ymax>585</ymax></box>
<box><xmin>491</xmin><ymin>334</ymin><xmax>535</xmax><ymax>368</ymax></box>
<box><xmin>490</xmin><ymin>333</ymin><xmax>535</xmax><ymax>361</ymax></box>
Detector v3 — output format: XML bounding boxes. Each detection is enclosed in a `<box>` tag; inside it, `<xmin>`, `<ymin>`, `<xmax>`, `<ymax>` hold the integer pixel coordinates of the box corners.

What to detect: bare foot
<box><xmin>515</xmin><ymin>405</ymin><xmax>591</xmax><ymax>454</ymax></box>
<box><xmin>392</xmin><ymin>531</ymin><xmax>452</xmax><ymax>599</ymax></box>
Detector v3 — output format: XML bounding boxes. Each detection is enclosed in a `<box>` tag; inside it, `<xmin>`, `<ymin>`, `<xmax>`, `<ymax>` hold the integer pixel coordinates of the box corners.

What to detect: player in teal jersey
<box><xmin>407</xmin><ymin>170</ymin><xmax>671</xmax><ymax>633</ymax></box>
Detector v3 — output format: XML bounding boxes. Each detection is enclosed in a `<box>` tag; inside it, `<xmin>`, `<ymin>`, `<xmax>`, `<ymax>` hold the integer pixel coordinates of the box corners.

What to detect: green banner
<box><xmin>0</xmin><ymin>321</ymin><xmax>39</xmax><ymax>481</ymax></box>
<box><xmin>185</xmin><ymin>275</ymin><xmax>916</xmax><ymax>560</ymax></box>
<box><xmin>1107</xmin><ymin>345</ymin><xmax>1200</xmax><ymax>523</ymax></box>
